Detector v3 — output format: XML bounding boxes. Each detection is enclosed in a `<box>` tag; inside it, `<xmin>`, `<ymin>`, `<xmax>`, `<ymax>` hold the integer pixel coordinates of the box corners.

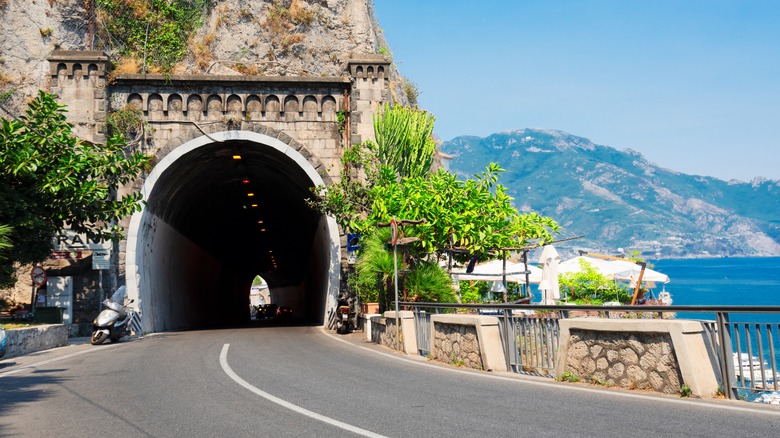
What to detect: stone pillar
<box><xmin>347</xmin><ymin>55</ymin><xmax>391</xmax><ymax>145</ymax></box>
<box><xmin>47</xmin><ymin>50</ymin><xmax>109</xmax><ymax>143</ymax></box>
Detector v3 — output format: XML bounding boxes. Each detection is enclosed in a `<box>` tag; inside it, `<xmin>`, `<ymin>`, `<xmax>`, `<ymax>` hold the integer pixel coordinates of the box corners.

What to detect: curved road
<box><xmin>2</xmin><ymin>326</ymin><xmax>780</xmax><ymax>437</ymax></box>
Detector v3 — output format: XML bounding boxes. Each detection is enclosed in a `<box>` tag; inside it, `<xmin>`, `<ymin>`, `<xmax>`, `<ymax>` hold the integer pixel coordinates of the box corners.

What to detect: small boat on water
<box><xmin>733</xmin><ymin>352</ymin><xmax>766</xmax><ymax>373</ymax></box>
<box><xmin>733</xmin><ymin>352</ymin><xmax>780</xmax><ymax>389</ymax></box>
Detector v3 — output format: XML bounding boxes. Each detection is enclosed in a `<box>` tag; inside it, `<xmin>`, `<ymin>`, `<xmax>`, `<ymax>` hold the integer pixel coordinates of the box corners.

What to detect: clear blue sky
<box><xmin>373</xmin><ymin>0</ymin><xmax>780</xmax><ymax>182</ymax></box>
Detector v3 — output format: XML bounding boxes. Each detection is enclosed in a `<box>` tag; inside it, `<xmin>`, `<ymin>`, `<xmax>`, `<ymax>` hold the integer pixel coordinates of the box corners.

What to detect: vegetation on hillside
<box><xmin>0</xmin><ymin>92</ymin><xmax>151</xmax><ymax>287</ymax></box>
<box><xmin>95</xmin><ymin>0</ymin><xmax>210</xmax><ymax>73</ymax></box>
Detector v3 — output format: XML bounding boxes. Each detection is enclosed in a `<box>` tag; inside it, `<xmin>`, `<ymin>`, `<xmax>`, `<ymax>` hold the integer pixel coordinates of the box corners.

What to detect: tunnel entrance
<box><xmin>125</xmin><ymin>131</ymin><xmax>340</xmax><ymax>333</ymax></box>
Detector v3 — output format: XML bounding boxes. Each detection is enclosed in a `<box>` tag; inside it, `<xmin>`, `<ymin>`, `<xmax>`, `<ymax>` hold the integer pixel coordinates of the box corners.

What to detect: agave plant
<box><xmin>354</xmin><ymin>228</ymin><xmax>400</xmax><ymax>310</ymax></box>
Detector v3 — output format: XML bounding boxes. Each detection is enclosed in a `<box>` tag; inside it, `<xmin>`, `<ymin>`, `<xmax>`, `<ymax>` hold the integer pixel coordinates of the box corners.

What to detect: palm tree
<box><xmin>355</xmin><ymin>228</ymin><xmax>400</xmax><ymax>312</ymax></box>
<box><xmin>0</xmin><ymin>225</ymin><xmax>12</xmax><ymax>261</ymax></box>
<box><xmin>404</xmin><ymin>260</ymin><xmax>456</xmax><ymax>303</ymax></box>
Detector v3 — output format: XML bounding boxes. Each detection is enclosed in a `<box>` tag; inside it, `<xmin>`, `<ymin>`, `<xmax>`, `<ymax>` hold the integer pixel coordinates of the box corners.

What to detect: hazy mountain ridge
<box><xmin>440</xmin><ymin>129</ymin><xmax>780</xmax><ymax>258</ymax></box>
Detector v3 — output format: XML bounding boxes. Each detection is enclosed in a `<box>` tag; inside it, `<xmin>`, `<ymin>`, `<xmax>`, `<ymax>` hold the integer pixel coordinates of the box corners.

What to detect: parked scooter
<box><xmin>91</xmin><ymin>286</ymin><xmax>134</xmax><ymax>345</ymax></box>
<box><xmin>335</xmin><ymin>295</ymin><xmax>353</xmax><ymax>334</ymax></box>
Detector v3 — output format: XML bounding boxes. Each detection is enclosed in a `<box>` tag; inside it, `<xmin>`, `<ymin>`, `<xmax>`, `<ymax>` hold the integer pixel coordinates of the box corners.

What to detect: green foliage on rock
<box><xmin>95</xmin><ymin>0</ymin><xmax>209</xmax><ymax>72</ymax></box>
<box><xmin>0</xmin><ymin>91</ymin><xmax>151</xmax><ymax>287</ymax></box>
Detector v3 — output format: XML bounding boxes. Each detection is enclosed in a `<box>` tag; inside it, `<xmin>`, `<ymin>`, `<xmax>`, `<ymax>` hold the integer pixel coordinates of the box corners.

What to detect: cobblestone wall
<box><xmin>431</xmin><ymin>323</ymin><xmax>484</xmax><ymax>370</ymax></box>
<box><xmin>564</xmin><ymin>329</ymin><xmax>682</xmax><ymax>394</ymax></box>
<box><xmin>2</xmin><ymin>325</ymin><xmax>69</xmax><ymax>359</ymax></box>
<box><xmin>371</xmin><ymin>317</ymin><xmax>405</xmax><ymax>353</ymax></box>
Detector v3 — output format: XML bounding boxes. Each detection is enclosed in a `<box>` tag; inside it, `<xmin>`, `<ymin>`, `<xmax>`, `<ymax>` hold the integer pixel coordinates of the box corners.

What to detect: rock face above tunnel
<box><xmin>0</xmin><ymin>0</ymin><xmax>409</xmax><ymax>114</ymax></box>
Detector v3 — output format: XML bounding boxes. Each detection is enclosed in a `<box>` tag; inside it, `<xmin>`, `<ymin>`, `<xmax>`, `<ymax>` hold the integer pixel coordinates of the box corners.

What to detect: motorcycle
<box><xmin>91</xmin><ymin>286</ymin><xmax>134</xmax><ymax>345</ymax></box>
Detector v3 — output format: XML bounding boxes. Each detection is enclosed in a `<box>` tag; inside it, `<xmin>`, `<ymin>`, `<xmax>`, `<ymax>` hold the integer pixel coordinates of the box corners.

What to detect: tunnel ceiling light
<box><xmin>260</xmin><ymin>228</ymin><xmax>266</xmax><ymax>232</ymax></box>
<box><xmin>247</xmin><ymin>192</ymin><xmax>255</xmax><ymax>197</ymax></box>
<box><xmin>251</xmin><ymin>204</ymin><xmax>258</xmax><ymax>208</ymax></box>
<box><xmin>257</xmin><ymin>220</ymin><xmax>264</xmax><ymax>224</ymax></box>
<box><xmin>242</xmin><ymin>179</ymin><xmax>250</xmax><ymax>184</ymax></box>
<box><xmin>232</xmin><ymin>154</ymin><xmax>242</xmax><ymax>160</ymax></box>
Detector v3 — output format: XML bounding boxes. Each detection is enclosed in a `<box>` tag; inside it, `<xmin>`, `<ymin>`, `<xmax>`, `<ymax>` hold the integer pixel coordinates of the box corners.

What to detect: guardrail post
<box><xmin>716</xmin><ymin>311</ymin><xmax>735</xmax><ymax>399</ymax></box>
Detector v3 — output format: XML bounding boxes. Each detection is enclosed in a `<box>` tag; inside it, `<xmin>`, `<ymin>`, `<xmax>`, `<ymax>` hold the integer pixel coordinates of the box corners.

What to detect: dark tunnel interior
<box><xmin>133</xmin><ymin>137</ymin><xmax>335</xmax><ymax>331</ymax></box>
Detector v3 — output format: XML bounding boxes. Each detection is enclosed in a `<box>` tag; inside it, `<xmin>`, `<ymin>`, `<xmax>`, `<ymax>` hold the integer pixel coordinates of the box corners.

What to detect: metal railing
<box><xmin>414</xmin><ymin>310</ymin><xmax>432</xmax><ymax>356</ymax></box>
<box><xmin>401</xmin><ymin>302</ymin><xmax>780</xmax><ymax>400</ymax></box>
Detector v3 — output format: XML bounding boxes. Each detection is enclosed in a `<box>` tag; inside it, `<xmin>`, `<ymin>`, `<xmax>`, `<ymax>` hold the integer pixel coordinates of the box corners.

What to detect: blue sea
<box><xmin>652</xmin><ymin>257</ymin><xmax>780</xmax><ymax>369</ymax></box>
<box><xmin>652</xmin><ymin>257</ymin><xmax>780</xmax><ymax>323</ymax></box>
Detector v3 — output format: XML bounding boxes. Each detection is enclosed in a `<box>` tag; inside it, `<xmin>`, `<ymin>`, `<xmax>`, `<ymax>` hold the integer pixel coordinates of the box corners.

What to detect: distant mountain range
<box><xmin>439</xmin><ymin>129</ymin><xmax>780</xmax><ymax>259</ymax></box>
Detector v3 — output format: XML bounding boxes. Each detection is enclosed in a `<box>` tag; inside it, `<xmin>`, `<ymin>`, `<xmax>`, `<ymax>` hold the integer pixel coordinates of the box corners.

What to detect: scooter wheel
<box><xmin>90</xmin><ymin>331</ymin><xmax>108</xmax><ymax>345</ymax></box>
<box><xmin>109</xmin><ymin>336</ymin><xmax>121</xmax><ymax>343</ymax></box>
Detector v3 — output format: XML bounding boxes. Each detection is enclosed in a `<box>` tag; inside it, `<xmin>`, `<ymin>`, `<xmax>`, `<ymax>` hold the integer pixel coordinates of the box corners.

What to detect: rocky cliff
<box><xmin>0</xmin><ymin>0</ymin><xmax>407</xmax><ymax>112</ymax></box>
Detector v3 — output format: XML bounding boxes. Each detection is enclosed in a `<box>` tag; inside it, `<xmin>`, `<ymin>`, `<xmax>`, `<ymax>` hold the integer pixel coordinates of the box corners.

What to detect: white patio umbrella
<box><xmin>558</xmin><ymin>256</ymin><xmax>623</xmax><ymax>278</ymax></box>
<box><xmin>450</xmin><ymin>259</ymin><xmax>542</xmax><ymax>284</ymax></box>
<box><xmin>538</xmin><ymin>245</ymin><xmax>561</xmax><ymax>304</ymax></box>
<box><xmin>607</xmin><ymin>259</ymin><xmax>670</xmax><ymax>284</ymax></box>
<box><xmin>558</xmin><ymin>256</ymin><xmax>669</xmax><ymax>283</ymax></box>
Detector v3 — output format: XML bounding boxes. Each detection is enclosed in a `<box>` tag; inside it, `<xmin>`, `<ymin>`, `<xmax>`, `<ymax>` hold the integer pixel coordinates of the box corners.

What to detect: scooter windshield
<box><xmin>110</xmin><ymin>285</ymin><xmax>127</xmax><ymax>303</ymax></box>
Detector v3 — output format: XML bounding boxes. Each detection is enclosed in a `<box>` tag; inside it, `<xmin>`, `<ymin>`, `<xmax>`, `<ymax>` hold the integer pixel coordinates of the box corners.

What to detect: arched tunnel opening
<box><xmin>126</xmin><ymin>132</ymin><xmax>340</xmax><ymax>333</ymax></box>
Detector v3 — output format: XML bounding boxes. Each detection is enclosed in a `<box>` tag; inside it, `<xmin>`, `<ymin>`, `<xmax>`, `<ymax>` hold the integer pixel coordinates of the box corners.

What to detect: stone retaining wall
<box><xmin>556</xmin><ymin>318</ymin><xmax>720</xmax><ymax>397</ymax></box>
<box><xmin>431</xmin><ymin>323</ymin><xmax>484</xmax><ymax>370</ymax></box>
<box><xmin>564</xmin><ymin>329</ymin><xmax>681</xmax><ymax>393</ymax></box>
<box><xmin>429</xmin><ymin>315</ymin><xmax>507</xmax><ymax>372</ymax></box>
<box><xmin>369</xmin><ymin>311</ymin><xmax>417</xmax><ymax>354</ymax></box>
<box><xmin>2</xmin><ymin>324</ymin><xmax>69</xmax><ymax>358</ymax></box>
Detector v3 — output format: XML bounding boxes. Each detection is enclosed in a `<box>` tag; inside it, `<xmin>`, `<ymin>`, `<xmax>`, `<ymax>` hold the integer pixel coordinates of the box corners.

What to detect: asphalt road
<box><xmin>2</xmin><ymin>325</ymin><xmax>780</xmax><ymax>437</ymax></box>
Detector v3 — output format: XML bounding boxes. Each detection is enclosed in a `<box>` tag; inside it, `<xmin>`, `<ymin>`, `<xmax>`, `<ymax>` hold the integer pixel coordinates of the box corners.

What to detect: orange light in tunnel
<box><xmin>247</xmin><ymin>193</ymin><xmax>255</xmax><ymax>197</ymax></box>
<box><xmin>242</xmin><ymin>179</ymin><xmax>250</xmax><ymax>184</ymax></box>
<box><xmin>251</xmin><ymin>204</ymin><xmax>258</xmax><ymax>208</ymax></box>
<box><xmin>232</xmin><ymin>154</ymin><xmax>242</xmax><ymax>160</ymax></box>
<box><xmin>257</xmin><ymin>220</ymin><xmax>264</xmax><ymax>224</ymax></box>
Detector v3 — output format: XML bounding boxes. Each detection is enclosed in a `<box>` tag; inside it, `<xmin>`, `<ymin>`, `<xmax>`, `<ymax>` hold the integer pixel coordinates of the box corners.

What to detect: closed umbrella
<box><xmin>538</xmin><ymin>245</ymin><xmax>561</xmax><ymax>304</ymax></box>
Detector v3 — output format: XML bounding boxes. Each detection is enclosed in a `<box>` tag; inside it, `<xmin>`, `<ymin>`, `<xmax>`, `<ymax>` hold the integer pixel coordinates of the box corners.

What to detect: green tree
<box><xmin>311</xmin><ymin>104</ymin><xmax>559</xmax><ymax>305</ymax></box>
<box><xmin>0</xmin><ymin>91</ymin><xmax>151</xmax><ymax>287</ymax></box>
<box><xmin>367</xmin><ymin>163</ymin><xmax>559</xmax><ymax>258</ymax></box>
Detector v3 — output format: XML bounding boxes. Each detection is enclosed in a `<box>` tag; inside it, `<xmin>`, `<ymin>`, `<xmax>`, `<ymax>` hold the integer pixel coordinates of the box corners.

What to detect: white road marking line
<box><xmin>219</xmin><ymin>343</ymin><xmax>388</xmax><ymax>438</ymax></box>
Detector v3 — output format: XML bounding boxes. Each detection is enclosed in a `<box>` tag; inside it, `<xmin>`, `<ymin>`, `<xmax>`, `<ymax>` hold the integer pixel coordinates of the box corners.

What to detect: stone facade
<box><xmin>564</xmin><ymin>329</ymin><xmax>682</xmax><ymax>393</ymax></box>
<box><xmin>39</xmin><ymin>50</ymin><xmax>392</xmax><ymax>329</ymax></box>
<box><xmin>431</xmin><ymin>322</ymin><xmax>484</xmax><ymax>370</ymax></box>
